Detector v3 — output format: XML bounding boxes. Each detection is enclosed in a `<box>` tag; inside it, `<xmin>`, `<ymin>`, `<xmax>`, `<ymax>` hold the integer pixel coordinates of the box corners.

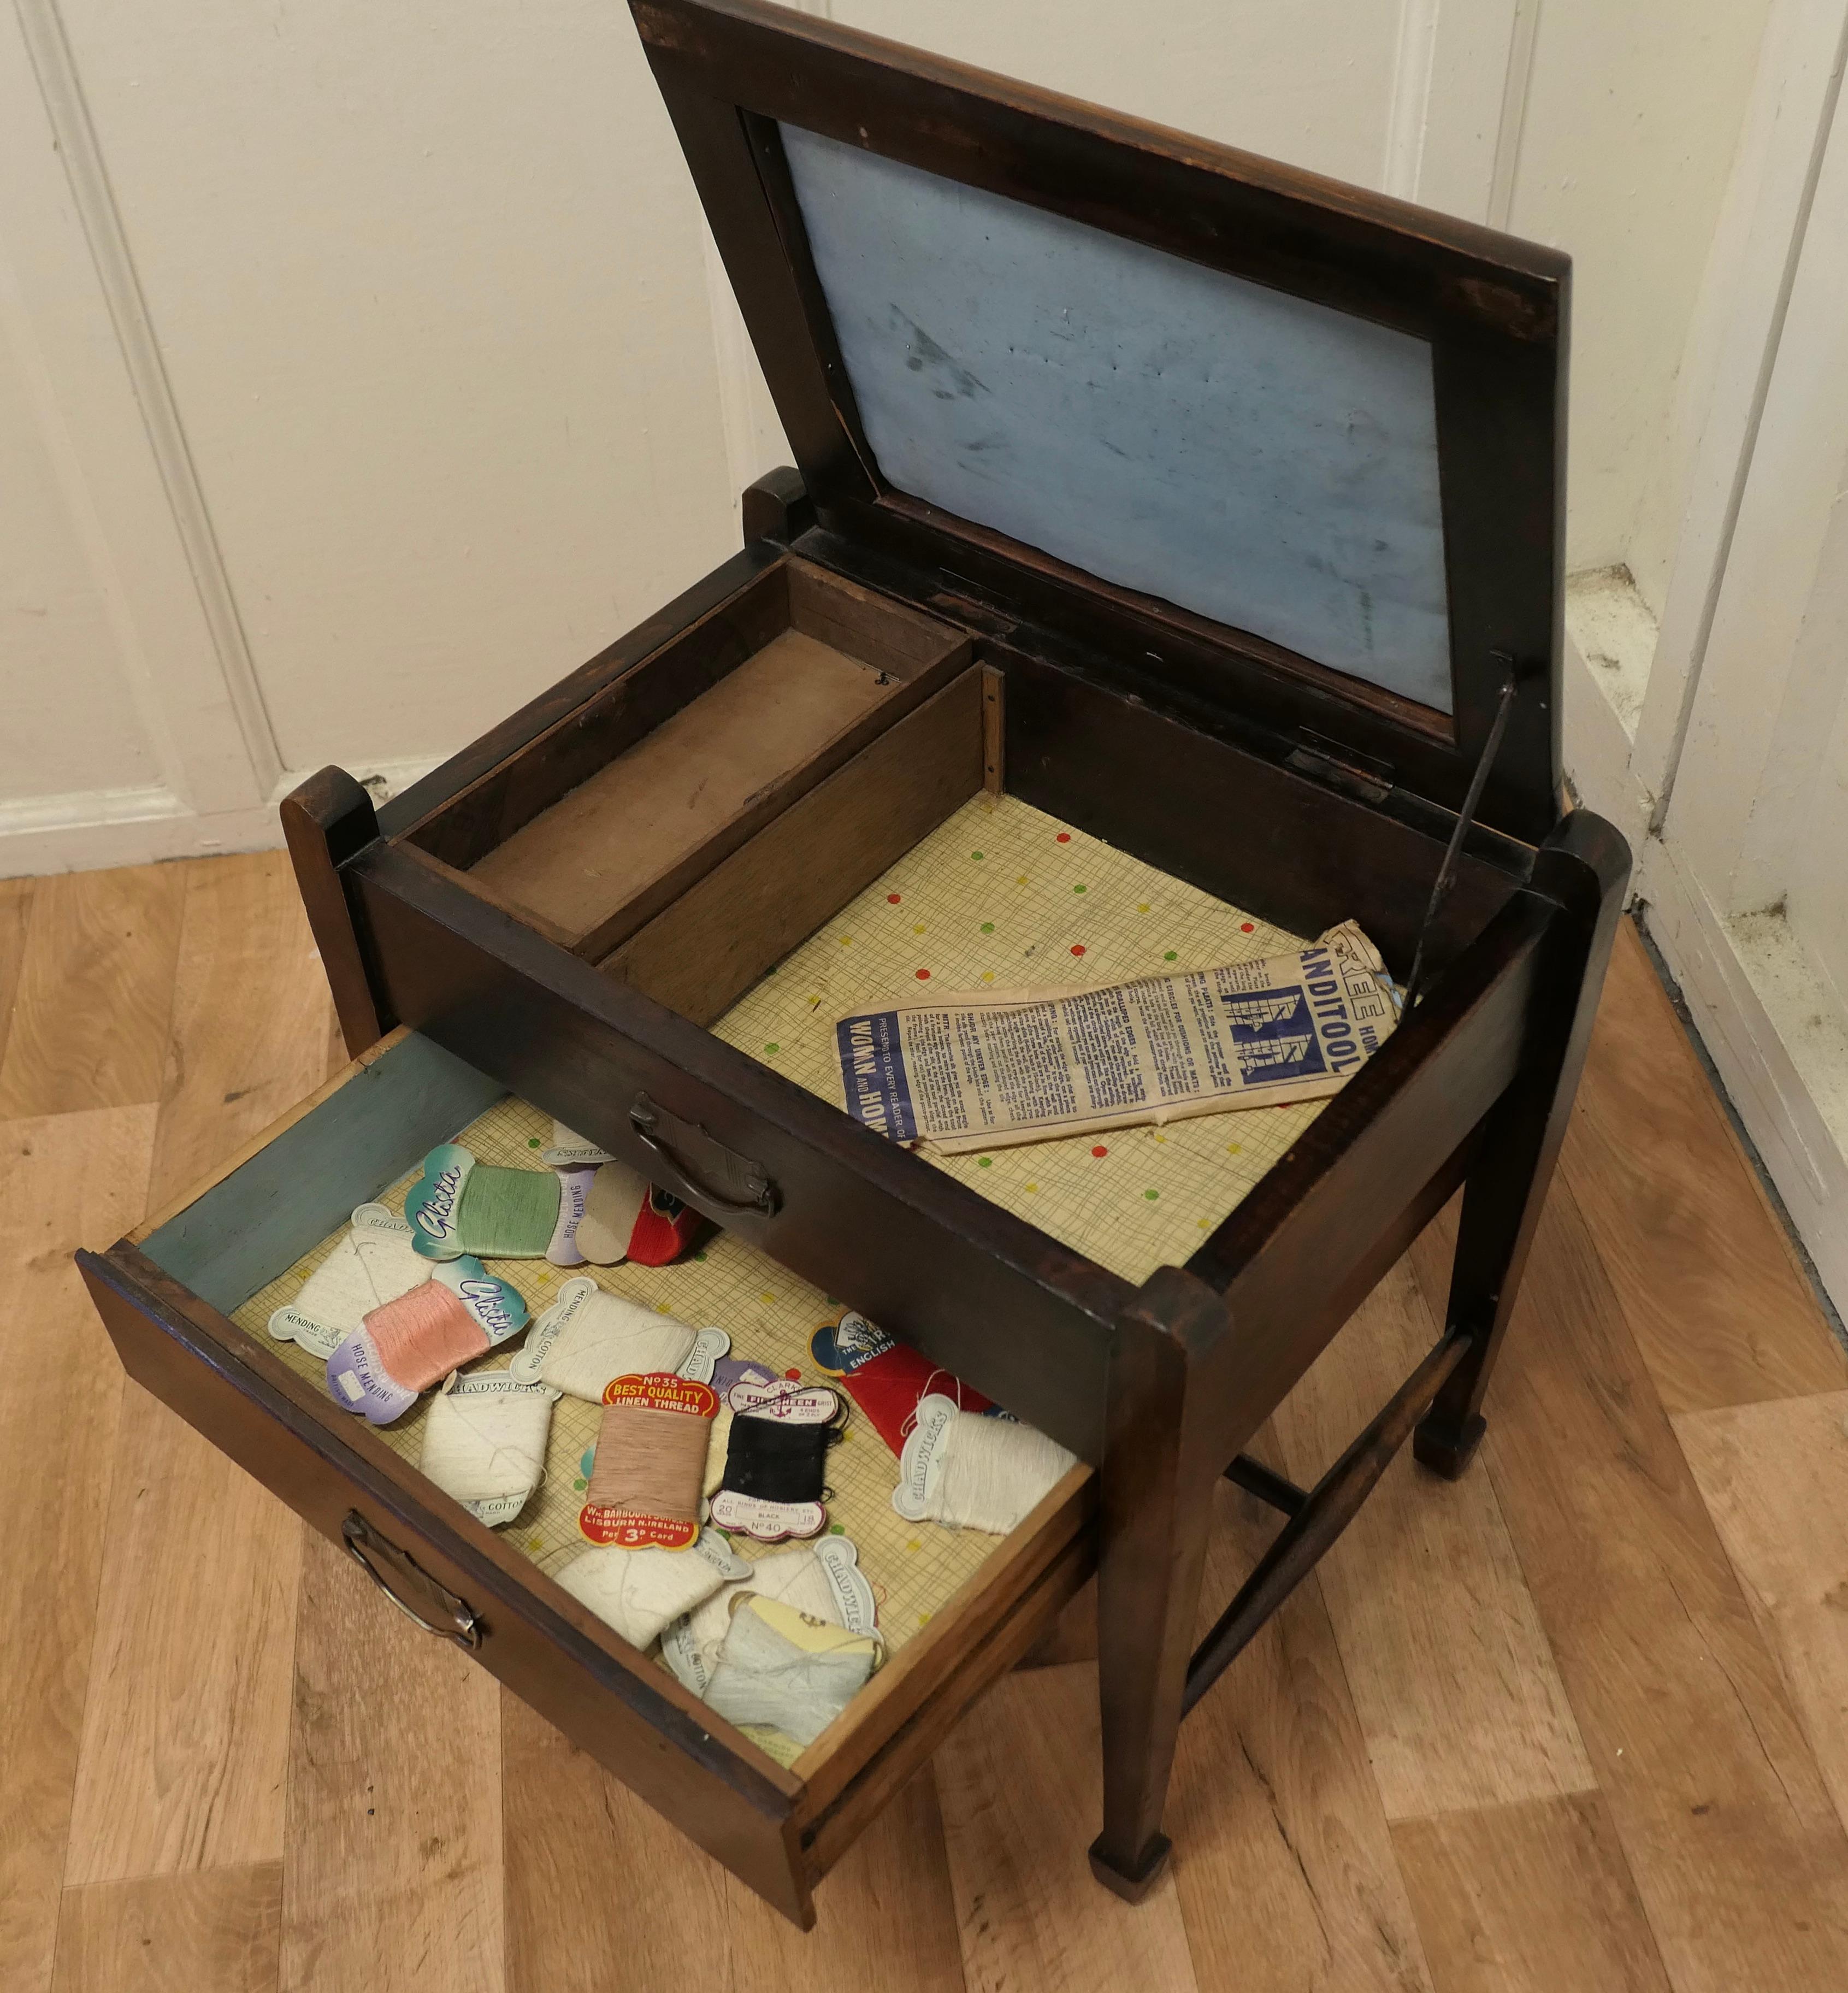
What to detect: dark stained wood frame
<box><xmin>630</xmin><ymin>0</ymin><xmax>1569</xmax><ymax>848</ymax></box>
<box><xmin>75</xmin><ymin>0</ymin><xmax>1632</xmax><ymax>1929</ymax></box>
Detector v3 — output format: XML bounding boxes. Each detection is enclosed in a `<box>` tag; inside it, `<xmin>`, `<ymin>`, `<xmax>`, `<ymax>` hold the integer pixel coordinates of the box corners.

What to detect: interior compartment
<box><xmin>137</xmin><ymin>1032</ymin><xmax>1070</xmax><ymax>1773</ymax></box>
<box><xmin>406</xmin><ymin>558</ymin><xmax>971</xmax><ymax>958</ymax></box>
<box><xmin>595</xmin><ymin>642</ymin><xmax>1526</xmax><ymax>1279</ymax></box>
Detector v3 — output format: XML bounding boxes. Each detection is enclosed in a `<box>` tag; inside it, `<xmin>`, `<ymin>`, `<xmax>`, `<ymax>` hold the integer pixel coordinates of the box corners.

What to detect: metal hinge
<box><xmin>1283</xmin><ymin>729</ymin><xmax>1394</xmax><ymax>803</ymax></box>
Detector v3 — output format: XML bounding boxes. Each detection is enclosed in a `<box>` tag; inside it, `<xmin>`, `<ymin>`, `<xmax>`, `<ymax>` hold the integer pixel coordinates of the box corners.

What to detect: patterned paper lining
<box><xmin>716</xmin><ymin>792</ymin><xmax>1322</xmax><ymax>1284</ymax></box>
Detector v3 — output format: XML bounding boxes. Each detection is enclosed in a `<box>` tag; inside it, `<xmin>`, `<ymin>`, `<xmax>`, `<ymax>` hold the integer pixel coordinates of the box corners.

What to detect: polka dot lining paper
<box><xmin>717</xmin><ymin>793</ymin><xmax>1325</xmax><ymax>1284</ymax></box>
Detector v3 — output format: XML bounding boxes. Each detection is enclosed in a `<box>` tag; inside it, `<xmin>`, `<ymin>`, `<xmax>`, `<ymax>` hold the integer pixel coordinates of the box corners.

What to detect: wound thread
<box><xmin>586</xmin><ymin>1399</ymin><xmax>709</xmax><ymax>1529</ymax></box>
<box><xmin>721</xmin><ymin>1413</ymin><xmax>836</xmax><ymax>1505</ymax></box>
<box><xmin>364</xmin><ymin>1281</ymin><xmax>492</xmax><ymax>1391</ymax></box>
<box><xmin>926</xmin><ymin>1410</ymin><xmax>1076</xmax><ymax>1535</ymax></box>
<box><xmin>456</xmin><ymin>1165</ymin><xmax>560</xmax><ymax>1257</ymax></box>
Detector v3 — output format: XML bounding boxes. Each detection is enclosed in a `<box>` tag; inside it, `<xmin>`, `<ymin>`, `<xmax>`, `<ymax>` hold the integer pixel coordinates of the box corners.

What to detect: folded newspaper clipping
<box><xmin>834</xmin><ymin>921</ymin><xmax>1401</xmax><ymax>1153</ymax></box>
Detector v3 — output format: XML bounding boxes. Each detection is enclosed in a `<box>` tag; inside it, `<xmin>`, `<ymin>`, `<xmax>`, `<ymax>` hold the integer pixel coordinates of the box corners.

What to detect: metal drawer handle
<box><xmin>630</xmin><ymin>1093</ymin><xmax>780</xmax><ymax>1219</ymax></box>
<box><xmin>341</xmin><ymin>1512</ymin><xmax>482</xmax><ymax>1649</ymax></box>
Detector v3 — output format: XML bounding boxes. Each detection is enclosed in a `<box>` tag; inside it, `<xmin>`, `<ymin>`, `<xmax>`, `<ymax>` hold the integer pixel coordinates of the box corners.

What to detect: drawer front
<box><xmin>351</xmin><ymin>846</ymin><xmax>1124</xmax><ymax>1460</ymax></box>
<box><xmin>79</xmin><ymin>1246</ymin><xmax>813</xmax><ymax>1923</ymax></box>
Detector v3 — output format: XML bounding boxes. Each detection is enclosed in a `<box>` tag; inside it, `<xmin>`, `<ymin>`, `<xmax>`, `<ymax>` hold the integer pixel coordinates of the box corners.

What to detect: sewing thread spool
<box><xmin>556</xmin><ymin>1535</ymin><xmax>740</xmax><ymax>1649</ymax></box>
<box><xmin>421</xmin><ymin>1377</ymin><xmax>554</xmax><ymax>1523</ymax></box>
<box><xmin>894</xmin><ymin>1396</ymin><xmax>1078</xmax><ymax>1535</ymax></box>
<box><xmin>366</xmin><ymin>1281</ymin><xmax>491</xmax><ymax>1391</ymax></box>
<box><xmin>721</xmin><ymin>1414</ymin><xmax>835</xmax><ymax>1504</ymax></box>
<box><xmin>535</xmin><ymin>1286</ymin><xmax>698</xmax><ymax>1401</ymax></box>
<box><xmin>579</xmin><ymin>1374</ymin><xmax>717</xmax><ymax>1549</ymax></box>
<box><xmin>453</xmin><ymin>1165</ymin><xmax>562</xmax><ymax>1258</ymax></box>
<box><xmin>810</xmin><ymin>1311</ymin><xmax>993</xmax><ymax>1455</ymax></box>
<box><xmin>702</xmin><ymin>1596</ymin><xmax>879</xmax><ymax>1746</ymax></box>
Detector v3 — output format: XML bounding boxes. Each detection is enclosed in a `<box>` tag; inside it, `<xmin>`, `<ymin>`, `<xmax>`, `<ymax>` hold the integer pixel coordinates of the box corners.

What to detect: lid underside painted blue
<box><xmin>782</xmin><ymin>125</ymin><xmax>1454</xmax><ymax>715</ymax></box>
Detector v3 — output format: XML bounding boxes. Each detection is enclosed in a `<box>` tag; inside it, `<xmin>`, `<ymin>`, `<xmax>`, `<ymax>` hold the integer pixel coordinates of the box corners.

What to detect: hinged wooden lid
<box><xmin>633</xmin><ymin>0</ymin><xmax>1569</xmax><ymax>844</ymax></box>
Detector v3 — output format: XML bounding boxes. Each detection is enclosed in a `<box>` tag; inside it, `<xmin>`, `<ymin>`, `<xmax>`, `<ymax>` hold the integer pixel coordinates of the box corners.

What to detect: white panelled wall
<box><xmin>3</xmin><ymin>0</ymin><xmax>1843</xmax><ymax>1298</ymax></box>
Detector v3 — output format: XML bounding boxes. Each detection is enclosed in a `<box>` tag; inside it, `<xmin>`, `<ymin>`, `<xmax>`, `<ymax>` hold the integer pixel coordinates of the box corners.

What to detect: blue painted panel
<box><xmin>782</xmin><ymin>126</ymin><xmax>1454</xmax><ymax>714</ymax></box>
<box><xmin>143</xmin><ymin>1034</ymin><xmax>507</xmax><ymax>1314</ymax></box>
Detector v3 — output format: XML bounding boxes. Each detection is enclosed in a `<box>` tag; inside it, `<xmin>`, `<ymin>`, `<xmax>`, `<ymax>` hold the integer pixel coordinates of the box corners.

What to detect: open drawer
<box><xmin>77</xmin><ymin>1028</ymin><xmax>1093</xmax><ymax>1927</ymax></box>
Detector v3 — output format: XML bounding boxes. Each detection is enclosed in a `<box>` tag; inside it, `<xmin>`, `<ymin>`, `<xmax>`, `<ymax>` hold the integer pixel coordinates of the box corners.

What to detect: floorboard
<box><xmin>501</xmin><ymin>1691</ymin><xmax>966</xmax><ymax>1993</ymax></box>
<box><xmin>0</xmin><ymin>1107</ymin><xmax>158</xmax><ymax>1992</ymax></box>
<box><xmin>63</xmin><ymin>1389</ymin><xmax>301</xmax><ymax>1885</ymax></box>
<box><xmin>1271</xmin><ymin>1260</ymin><xmax>1595</xmax><ymax>1818</ymax></box>
<box><xmin>1673</xmin><ymin>1390</ymin><xmax>1848</xmax><ymax>1835</ymax></box>
<box><xmin>1392</xmin><ymin>1792</ymin><xmax>1670</xmax><ymax>1993</ymax></box>
<box><xmin>934</xmin><ymin>1664</ymin><xmax>1201</xmax><ymax>1993</ymax></box>
<box><xmin>1560</xmin><ymin>922</ymin><xmax>1846</xmax><ymax>1412</ymax></box>
<box><xmin>1411</xmin><ymin>1187</ymin><xmax>1848</xmax><ymax>1992</ymax></box>
<box><xmin>278</xmin><ymin>1533</ymin><xmax>504</xmax><ymax>1993</ymax></box>
<box><xmin>0</xmin><ymin>864</ymin><xmax>185</xmax><ymax>1118</ymax></box>
<box><xmin>1172</xmin><ymin>1467</ymin><xmax>1436</xmax><ymax>1993</ymax></box>
<box><xmin>50</xmin><ymin>1866</ymin><xmax>282</xmax><ymax>1993</ymax></box>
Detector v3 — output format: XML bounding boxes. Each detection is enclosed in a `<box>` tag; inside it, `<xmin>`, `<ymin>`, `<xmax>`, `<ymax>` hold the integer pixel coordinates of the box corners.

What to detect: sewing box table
<box><xmin>78</xmin><ymin>0</ymin><xmax>1628</xmax><ymax>1927</ymax></box>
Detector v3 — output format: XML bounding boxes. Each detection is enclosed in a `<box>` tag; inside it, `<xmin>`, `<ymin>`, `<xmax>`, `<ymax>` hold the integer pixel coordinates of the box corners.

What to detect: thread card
<box><xmin>579</xmin><ymin>1373</ymin><xmax>718</xmax><ymax>1550</ymax></box>
<box><xmin>510</xmin><ymin>1277</ymin><xmax>729</xmax><ymax>1390</ymax></box>
<box><xmin>421</xmin><ymin>1373</ymin><xmax>559</xmax><ymax>1526</ymax></box>
<box><xmin>324</xmin><ymin>1255</ymin><xmax>529</xmax><ymax>1425</ymax></box>
<box><xmin>404</xmin><ymin>1143</ymin><xmax>476</xmax><ymax>1259</ymax></box>
<box><xmin>891</xmin><ymin>1393</ymin><xmax>960</xmax><ymax>1522</ymax></box>
<box><xmin>541</xmin><ymin>1123</ymin><xmax>616</xmax><ymax>1168</ymax></box>
<box><xmin>269</xmin><ymin>1204</ymin><xmax>424</xmax><ymax>1358</ymax></box>
<box><xmin>725</xmin><ymin>1379</ymin><xmax>840</xmax><ymax>1423</ymax></box>
<box><xmin>707</xmin><ymin>1489</ymin><xmax>829</xmax><ymax>1543</ymax></box>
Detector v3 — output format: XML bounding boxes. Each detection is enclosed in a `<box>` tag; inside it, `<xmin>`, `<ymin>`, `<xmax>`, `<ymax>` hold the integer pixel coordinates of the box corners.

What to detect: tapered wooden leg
<box><xmin>1088</xmin><ymin>1268</ymin><xmax>1230</xmax><ymax>1901</ymax></box>
<box><xmin>279</xmin><ymin>767</ymin><xmax>387</xmax><ymax>1059</ymax></box>
<box><xmin>1415</xmin><ymin>812</ymin><xmax>1630</xmax><ymax>1479</ymax></box>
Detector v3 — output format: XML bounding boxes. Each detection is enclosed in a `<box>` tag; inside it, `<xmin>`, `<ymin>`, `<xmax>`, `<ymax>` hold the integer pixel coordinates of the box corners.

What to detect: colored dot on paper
<box><xmin>1226</xmin><ymin>1143</ymin><xmax>1242</xmax><ymax>1157</ymax></box>
<box><xmin>1091</xmin><ymin>1144</ymin><xmax>1109</xmax><ymax>1158</ymax></box>
<box><xmin>1056</xmin><ymin>832</ymin><xmax>1072</xmax><ymax>844</ymax></box>
<box><xmin>830</xmin><ymin>1523</ymin><xmax>846</xmax><ymax>1536</ymax></box>
<box><xmin>1070</xmin><ymin>944</ymin><xmax>1086</xmax><ymax>957</ymax></box>
<box><xmin>1164</xmin><ymin>950</ymin><xmax>1179</xmax><ymax>962</ymax></box>
<box><xmin>916</xmin><ymin>968</ymin><xmax>931</xmax><ymax>980</ymax></box>
<box><xmin>980</xmin><ymin>922</ymin><xmax>994</xmax><ymax>934</ymax></box>
<box><xmin>972</xmin><ymin>851</ymin><xmax>984</xmax><ymax>860</ymax></box>
<box><xmin>1137</xmin><ymin>903</ymin><xmax>1150</xmax><ymax>913</ymax></box>
<box><xmin>839</xmin><ymin>935</ymin><xmax>852</xmax><ymax>946</ymax></box>
<box><xmin>527</xmin><ymin>1136</ymin><xmax>541</xmax><ymax>1148</ymax></box>
<box><xmin>1241</xmin><ymin>921</ymin><xmax>1255</xmax><ymax>934</ymax></box>
<box><xmin>887</xmin><ymin>893</ymin><xmax>902</xmax><ymax>904</ymax></box>
<box><xmin>764</xmin><ymin>1042</ymin><xmax>779</xmax><ymax>1055</ymax></box>
<box><xmin>981</xmin><ymin>971</ymin><xmax>995</xmax><ymax>983</ymax></box>
<box><xmin>693</xmin><ymin>1249</ymin><xmax>708</xmax><ymax>1261</ymax></box>
<box><xmin>977</xmin><ymin>1156</ymin><xmax>993</xmax><ymax>1169</ymax></box>
<box><xmin>1144</xmin><ymin>1188</ymin><xmax>1160</xmax><ymax>1201</ymax></box>
<box><xmin>1025</xmin><ymin>1181</ymin><xmax>1039</xmax><ymax>1193</ymax></box>
<box><xmin>1017</xmin><ymin>874</ymin><xmax>1030</xmax><ymax>885</ymax></box>
<box><xmin>913</xmin><ymin>923</ymin><xmax>926</xmax><ymax>934</ymax></box>
<box><xmin>1073</xmin><ymin>883</ymin><xmax>1087</xmax><ymax>894</ymax></box>
<box><xmin>759</xmin><ymin>1291</ymin><xmax>776</xmax><ymax>1305</ymax></box>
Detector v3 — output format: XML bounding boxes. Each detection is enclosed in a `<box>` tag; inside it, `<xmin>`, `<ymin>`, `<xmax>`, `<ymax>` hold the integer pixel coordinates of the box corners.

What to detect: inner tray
<box><xmin>712</xmin><ymin>792</ymin><xmax>1330</xmax><ymax>1284</ymax></box>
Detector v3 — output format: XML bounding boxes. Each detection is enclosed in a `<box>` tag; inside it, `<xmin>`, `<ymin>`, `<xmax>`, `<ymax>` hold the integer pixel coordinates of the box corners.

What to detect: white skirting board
<box><xmin>0</xmin><ymin>757</ymin><xmax>438</xmax><ymax>878</ymax></box>
<box><xmin>1639</xmin><ymin>838</ymin><xmax>1848</xmax><ymax>1319</ymax></box>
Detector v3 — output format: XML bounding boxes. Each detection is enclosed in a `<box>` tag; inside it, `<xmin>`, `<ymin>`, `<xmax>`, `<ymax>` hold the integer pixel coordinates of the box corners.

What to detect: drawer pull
<box><xmin>341</xmin><ymin>1512</ymin><xmax>482</xmax><ymax>1649</ymax></box>
<box><xmin>630</xmin><ymin>1093</ymin><xmax>780</xmax><ymax>1218</ymax></box>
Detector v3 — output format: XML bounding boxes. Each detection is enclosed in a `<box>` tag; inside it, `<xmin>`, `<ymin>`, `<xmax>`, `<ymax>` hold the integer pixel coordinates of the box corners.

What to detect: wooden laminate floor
<box><xmin>4</xmin><ymin>852</ymin><xmax>1847</xmax><ymax>1992</ymax></box>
